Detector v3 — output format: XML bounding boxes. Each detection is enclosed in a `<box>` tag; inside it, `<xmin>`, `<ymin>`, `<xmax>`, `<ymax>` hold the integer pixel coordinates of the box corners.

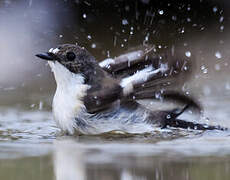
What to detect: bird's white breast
<box><xmin>48</xmin><ymin>61</ymin><xmax>90</xmax><ymax>134</ymax></box>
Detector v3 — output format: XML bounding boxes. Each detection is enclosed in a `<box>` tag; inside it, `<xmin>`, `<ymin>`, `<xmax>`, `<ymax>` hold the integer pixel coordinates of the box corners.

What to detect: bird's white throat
<box><xmin>48</xmin><ymin>61</ymin><xmax>90</xmax><ymax>134</ymax></box>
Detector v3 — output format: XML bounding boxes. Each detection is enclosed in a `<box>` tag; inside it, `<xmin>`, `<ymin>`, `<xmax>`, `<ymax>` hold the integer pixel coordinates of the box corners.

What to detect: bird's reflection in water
<box><xmin>52</xmin><ymin>134</ymin><xmax>230</xmax><ymax>180</ymax></box>
<box><xmin>53</xmin><ymin>138</ymin><xmax>86</xmax><ymax>180</ymax></box>
<box><xmin>52</xmin><ymin>136</ymin><xmax>153</xmax><ymax>180</ymax></box>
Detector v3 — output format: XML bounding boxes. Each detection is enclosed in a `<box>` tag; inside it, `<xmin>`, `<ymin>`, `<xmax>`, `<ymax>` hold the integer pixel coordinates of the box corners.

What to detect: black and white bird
<box><xmin>36</xmin><ymin>44</ymin><xmax>224</xmax><ymax>135</ymax></box>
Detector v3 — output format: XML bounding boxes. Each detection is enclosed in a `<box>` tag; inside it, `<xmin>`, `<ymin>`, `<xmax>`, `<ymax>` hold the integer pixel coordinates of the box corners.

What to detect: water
<box><xmin>1</xmin><ymin>0</ymin><xmax>230</xmax><ymax>179</ymax></box>
<box><xmin>1</xmin><ymin>98</ymin><xmax>230</xmax><ymax>180</ymax></box>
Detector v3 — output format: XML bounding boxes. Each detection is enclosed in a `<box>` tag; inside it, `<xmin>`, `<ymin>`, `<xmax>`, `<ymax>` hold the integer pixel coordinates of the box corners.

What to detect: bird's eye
<box><xmin>66</xmin><ymin>52</ymin><xmax>76</xmax><ymax>61</ymax></box>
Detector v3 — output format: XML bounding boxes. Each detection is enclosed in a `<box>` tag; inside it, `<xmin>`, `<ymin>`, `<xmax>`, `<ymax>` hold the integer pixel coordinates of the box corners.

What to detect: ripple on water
<box><xmin>0</xmin><ymin>108</ymin><xmax>58</xmax><ymax>143</ymax></box>
<box><xmin>0</xmin><ymin>102</ymin><xmax>230</xmax><ymax>160</ymax></box>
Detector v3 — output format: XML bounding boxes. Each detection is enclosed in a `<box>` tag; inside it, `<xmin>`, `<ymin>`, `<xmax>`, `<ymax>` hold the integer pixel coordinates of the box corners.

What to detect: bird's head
<box><xmin>36</xmin><ymin>44</ymin><xmax>102</xmax><ymax>84</ymax></box>
<box><xmin>36</xmin><ymin>44</ymin><xmax>97</xmax><ymax>75</ymax></box>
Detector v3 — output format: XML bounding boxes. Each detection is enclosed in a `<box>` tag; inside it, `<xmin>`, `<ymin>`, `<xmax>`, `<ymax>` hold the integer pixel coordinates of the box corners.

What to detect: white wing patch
<box><xmin>99</xmin><ymin>58</ymin><xmax>115</xmax><ymax>68</ymax></box>
<box><xmin>120</xmin><ymin>64</ymin><xmax>168</xmax><ymax>96</ymax></box>
<box><xmin>99</xmin><ymin>50</ymin><xmax>144</xmax><ymax>69</ymax></box>
<box><xmin>116</xmin><ymin>50</ymin><xmax>144</xmax><ymax>62</ymax></box>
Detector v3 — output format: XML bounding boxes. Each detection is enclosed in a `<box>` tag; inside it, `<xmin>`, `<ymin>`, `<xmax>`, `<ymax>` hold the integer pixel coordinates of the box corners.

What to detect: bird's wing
<box><xmin>83</xmin><ymin>71</ymin><xmax>122</xmax><ymax>113</ymax></box>
<box><xmin>99</xmin><ymin>46</ymin><xmax>200</xmax><ymax>112</ymax></box>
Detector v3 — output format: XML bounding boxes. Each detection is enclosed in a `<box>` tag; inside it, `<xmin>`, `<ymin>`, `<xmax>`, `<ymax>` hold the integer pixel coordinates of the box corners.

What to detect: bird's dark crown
<box><xmin>52</xmin><ymin>44</ymin><xmax>98</xmax><ymax>74</ymax></box>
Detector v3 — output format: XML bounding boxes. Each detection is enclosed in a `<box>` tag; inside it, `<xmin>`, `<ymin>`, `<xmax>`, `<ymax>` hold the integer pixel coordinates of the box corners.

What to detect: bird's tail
<box><xmin>161</xmin><ymin>105</ymin><xmax>227</xmax><ymax>131</ymax></box>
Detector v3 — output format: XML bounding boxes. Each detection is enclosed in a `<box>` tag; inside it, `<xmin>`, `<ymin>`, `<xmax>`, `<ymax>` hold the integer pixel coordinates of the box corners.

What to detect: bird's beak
<box><xmin>35</xmin><ymin>52</ymin><xmax>55</xmax><ymax>61</ymax></box>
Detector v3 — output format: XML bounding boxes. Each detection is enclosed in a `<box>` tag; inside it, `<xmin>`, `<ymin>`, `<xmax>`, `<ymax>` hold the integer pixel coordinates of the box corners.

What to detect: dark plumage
<box><xmin>36</xmin><ymin>44</ymin><xmax>226</xmax><ymax>135</ymax></box>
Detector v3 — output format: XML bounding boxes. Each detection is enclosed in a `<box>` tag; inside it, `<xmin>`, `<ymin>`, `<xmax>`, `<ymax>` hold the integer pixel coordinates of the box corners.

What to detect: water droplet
<box><xmin>155</xmin><ymin>92</ymin><xmax>161</xmax><ymax>99</ymax></box>
<box><xmin>201</xmin><ymin>65</ymin><xmax>208</xmax><ymax>74</ymax></box>
<box><xmin>30</xmin><ymin>104</ymin><xmax>35</xmax><ymax>108</ymax></box>
<box><xmin>96</xmin><ymin>100</ymin><xmax>101</xmax><ymax>105</ymax></box>
<box><xmin>219</xmin><ymin>16</ymin><xmax>224</xmax><ymax>23</ymax></box>
<box><xmin>172</xmin><ymin>15</ymin><xmax>177</xmax><ymax>21</ymax></box>
<box><xmin>200</xmin><ymin>26</ymin><xmax>205</xmax><ymax>31</ymax></box>
<box><xmin>91</xmin><ymin>43</ymin><xmax>96</xmax><ymax>48</ymax></box>
<box><xmin>128</xmin><ymin>60</ymin><xmax>131</xmax><ymax>67</ymax></box>
<box><xmin>215</xmin><ymin>51</ymin><xmax>222</xmax><ymax>59</ymax></box>
<box><xmin>203</xmin><ymin>69</ymin><xmax>208</xmax><ymax>74</ymax></box>
<box><xmin>87</xmin><ymin>35</ymin><xmax>92</xmax><ymax>40</ymax></box>
<box><xmin>158</xmin><ymin>10</ymin><xmax>164</xmax><ymax>15</ymax></box>
<box><xmin>83</xmin><ymin>13</ymin><xmax>87</xmax><ymax>18</ymax></box>
<box><xmin>122</xmin><ymin>19</ymin><xmax>128</xmax><ymax>25</ymax></box>
<box><xmin>187</xmin><ymin>17</ymin><xmax>191</xmax><ymax>22</ymax></box>
<box><xmin>107</xmin><ymin>50</ymin><xmax>110</xmax><ymax>57</ymax></box>
<box><xmin>213</xmin><ymin>6</ymin><xmax>218</xmax><ymax>13</ymax></box>
<box><xmin>185</xmin><ymin>51</ymin><xmax>191</xmax><ymax>57</ymax></box>
<box><xmin>39</xmin><ymin>101</ymin><xmax>43</xmax><ymax>110</ymax></box>
<box><xmin>220</xmin><ymin>25</ymin><xmax>224</xmax><ymax>31</ymax></box>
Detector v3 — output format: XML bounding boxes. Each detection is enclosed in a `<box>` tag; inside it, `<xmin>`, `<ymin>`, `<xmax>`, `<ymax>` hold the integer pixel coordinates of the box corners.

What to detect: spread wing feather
<box><xmin>99</xmin><ymin>46</ymin><xmax>201</xmax><ymax>111</ymax></box>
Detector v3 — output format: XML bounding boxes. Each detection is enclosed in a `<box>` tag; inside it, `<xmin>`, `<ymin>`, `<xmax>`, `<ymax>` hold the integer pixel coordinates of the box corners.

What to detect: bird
<box><xmin>36</xmin><ymin>44</ymin><xmax>225</xmax><ymax>135</ymax></box>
